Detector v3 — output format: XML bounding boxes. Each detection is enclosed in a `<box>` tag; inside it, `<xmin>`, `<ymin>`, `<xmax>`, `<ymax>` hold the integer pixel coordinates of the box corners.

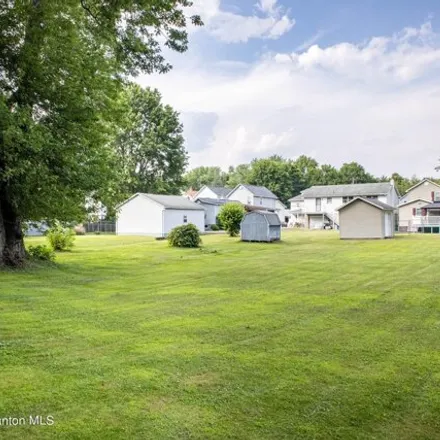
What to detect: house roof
<box><xmin>118</xmin><ymin>193</ymin><xmax>205</xmax><ymax>210</ymax></box>
<box><xmin>398</xmin><ymin>198</ymin><xmax>431</xmax><ymax>208</ymax></box>
<box><xmin>196</xmin><ymin>198</ymin><xmax>240</xmax><ymax>206</ymax></box>
<box><xmin>242</xmin><ymin>210</ymin><xmax>281</xmax><ymax>225</ymax></box>
<box><xmin>336</xmin><ymin>196</ymin><xmax>395</xmax><ymax>212</ymax></box>
<box><xmin>402</xmin><ymin>178</ymin><xmax>440</xmax><ymax>196</ymax></box>
<box><xmin>227</xmin><ymin>184</ymin><xmax>278</xmax><ymax>199</ymax></box>
<box><xmin>288</xmin><ymin>194</ymin><xmax>304</xmax><ymax>202</ymax></box>
<box><xmin>302</xmin><ymin>182</ymin><xmax>393</xmax><ymax>198</ymax></box>
<box><xmin>422</xmin><ymin>202</ymin><xmax>440</xmax><ymax>209</ymax></box>
<box><xmin>208</xmin><ymin>186</ymin><xmax>231</xmax><ymax>198</ymax></box>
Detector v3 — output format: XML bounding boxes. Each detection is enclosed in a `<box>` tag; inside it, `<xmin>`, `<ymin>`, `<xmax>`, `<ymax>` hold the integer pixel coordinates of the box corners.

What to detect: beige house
<box><xmin>398</xmin><ymin>179</ymin><xmax>440</xmax><ymax>232</ymax></box>
<box><xmin>337</xmin><ymin>197</ymin><xmax>395</xmax><ymax>240</ymax></box>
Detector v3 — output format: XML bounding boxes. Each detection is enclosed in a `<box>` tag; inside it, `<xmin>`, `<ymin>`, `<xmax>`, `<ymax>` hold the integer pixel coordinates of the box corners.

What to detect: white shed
<box><xmin>116</xmin><ymin>193</ymin><xmax>205</xmax><ymax>237</ymax></box>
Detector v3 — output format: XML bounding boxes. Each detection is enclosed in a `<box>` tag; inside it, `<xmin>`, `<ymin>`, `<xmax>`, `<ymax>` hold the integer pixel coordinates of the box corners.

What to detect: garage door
<box><xmin>309</xmin><ymin>216</ymin><xmax>324</xmax><ymax>229</ymax></box>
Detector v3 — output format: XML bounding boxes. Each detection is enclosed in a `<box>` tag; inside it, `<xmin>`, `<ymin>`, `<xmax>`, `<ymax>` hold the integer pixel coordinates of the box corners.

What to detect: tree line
<box><xmin>183</xmin><ymin>158</ymin><xmax>430</xmax><ymax>205</ymax></box>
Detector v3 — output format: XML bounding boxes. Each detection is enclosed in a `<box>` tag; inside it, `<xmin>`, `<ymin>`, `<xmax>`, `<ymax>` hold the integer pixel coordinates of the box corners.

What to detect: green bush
<box><xmin>27</xmin><ymin>245</ymin><xmax>56</xmax><ymax>262</ymax></box>
<box><xmin>168</xmin><ymin>224</ymin><xmax>201</xmax><ymax>248</ymax></box>
<box><xmin>210</xmin><ymin>224</ymin><xmax>219</xmax><ymax>231</ymax></box>
<box><xmin>47</xmin><ymin>222</ymin><xmax>76</xmax><ymax>251</ymax></box>
<box><xmin>218</xmin><ymin>203</ymin><xmax>245</xmax><ymax>237</ymax></box>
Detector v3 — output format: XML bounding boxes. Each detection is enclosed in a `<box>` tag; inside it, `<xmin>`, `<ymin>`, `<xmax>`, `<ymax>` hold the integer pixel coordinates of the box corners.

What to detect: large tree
<box><xmin>248</xmin><ymin>157</ymin><xmax>301</xmax><ymax>204</ymax></box>
<box><xmin>115</xmin><ymin>85</ymin><xmax>187</xmax><ymax>197</ymax></box>
<box><xmin>0</xmin><ymin>0</ymin><xmax>201</xmax><ymax>266</ymax></box>
<box><xmin>338</xmin><ymin>162</ymin><xmax>376</xmax><ymax>185</ymax></box>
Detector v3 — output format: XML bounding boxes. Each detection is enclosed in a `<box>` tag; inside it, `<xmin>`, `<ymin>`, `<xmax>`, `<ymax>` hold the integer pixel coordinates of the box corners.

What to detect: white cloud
<box><xmin>189</xmin><ymin>0</ymin><xmax>295</xmax><ymax>43</ymax></box>
<box><xmin>139</xmin><ymin>22</ymin><xmax>440</xmax><ymax>177</ymax></box>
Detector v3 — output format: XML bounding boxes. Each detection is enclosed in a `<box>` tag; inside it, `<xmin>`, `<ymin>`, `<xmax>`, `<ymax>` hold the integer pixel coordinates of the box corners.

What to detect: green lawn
<box><xmin>1</xmin><ymin>231</ymin><xmax>440</xmax><ymax>439</ymax></box>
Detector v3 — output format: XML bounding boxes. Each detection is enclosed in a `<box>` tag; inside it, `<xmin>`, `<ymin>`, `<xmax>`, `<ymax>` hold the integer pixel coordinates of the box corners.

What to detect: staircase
<box><xmin>324</xmin><ymin>211</ymin><xmax>339</xmax><ymax>229</ymax></box>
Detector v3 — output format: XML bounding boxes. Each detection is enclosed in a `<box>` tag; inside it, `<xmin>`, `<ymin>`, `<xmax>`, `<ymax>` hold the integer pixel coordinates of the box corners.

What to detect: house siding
<box><xmin>195</xmin><ymin>187</ymin><xmax>218</xmax><ymax>200</ymax></box>
<box><xmin>400</xmin><ymin>181</ymin><xmax>440</xmax><ymax>204</ymax></box>
<box><xmin>339</xmin><ymin>201</ymin><xmax>385</xmax><ymax>239</ymax></box>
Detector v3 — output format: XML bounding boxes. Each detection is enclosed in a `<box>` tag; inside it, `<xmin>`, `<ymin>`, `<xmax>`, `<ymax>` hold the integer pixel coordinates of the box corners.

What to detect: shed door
<box><xmin>384</xmin><ymin>213</ymin><xmax>392</xmax><ymax>237</ymax></box>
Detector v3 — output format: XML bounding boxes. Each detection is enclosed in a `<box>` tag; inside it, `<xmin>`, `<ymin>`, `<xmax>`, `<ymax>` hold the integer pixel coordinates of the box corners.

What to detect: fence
<box><xmin>399</xmin><ymin>217</ymin><xmax>440</xmax><ymax>233</ymax></box>
<box><xmin>84</xmin><ymin>221</ymin><xmax>116</xmax><ymax>234</ymax></box>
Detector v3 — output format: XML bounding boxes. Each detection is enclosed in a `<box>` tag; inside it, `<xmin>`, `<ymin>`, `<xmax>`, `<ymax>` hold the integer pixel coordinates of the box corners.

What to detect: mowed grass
<box><xmin>1</xmin><ymin>231</ymin><xmax>440</xmax><ymax>439</ymax></box>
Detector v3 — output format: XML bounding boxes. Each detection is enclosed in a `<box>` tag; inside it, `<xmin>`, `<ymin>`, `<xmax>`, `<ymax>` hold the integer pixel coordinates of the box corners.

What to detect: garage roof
<box><xmin>143</xmin><ymin>194</ymin><xmax>205</xmax><ymax>210</ymax></box>
<box><xmin>118</xmin><ymin>193</ymin><xmax>205</xmax><ymax>210</ymax></box>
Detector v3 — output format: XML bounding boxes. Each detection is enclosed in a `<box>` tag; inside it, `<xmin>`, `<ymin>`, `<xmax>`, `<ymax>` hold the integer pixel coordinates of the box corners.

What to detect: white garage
<box><xmin>116</xmin><ymin>193</ymin><xmax>205</xmax><ymax>237</ymax></box>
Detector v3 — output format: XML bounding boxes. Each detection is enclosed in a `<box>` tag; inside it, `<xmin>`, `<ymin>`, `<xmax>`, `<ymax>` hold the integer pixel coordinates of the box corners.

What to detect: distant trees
<box><xmin>184</xmin><ymin>166</ymin><xmax>228</xmax><ymax>189</ymax></box>
<box><xmin>338</xmin><ymin>162</ymin><xmax>377</xmax><ymax>184</ymax></box>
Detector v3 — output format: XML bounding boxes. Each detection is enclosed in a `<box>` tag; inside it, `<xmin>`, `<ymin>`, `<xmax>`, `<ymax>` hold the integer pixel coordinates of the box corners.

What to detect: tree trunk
<box><xmin>0</xmin><ymin>192</ymin><xmax>26</xmax><ymax>267</ymax></box>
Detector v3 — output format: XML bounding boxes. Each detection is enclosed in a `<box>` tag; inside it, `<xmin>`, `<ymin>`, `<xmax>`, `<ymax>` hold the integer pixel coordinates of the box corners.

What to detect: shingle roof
<box><xmin>422</xmin><ymin>202</ymin><xmax>440</xmax><ymax>209</ymax></box>
<box><xmin>196</xmin><ymin>198</ymin><xmax>240</xmax><ymax>206</ymax></box>
<box><xmin>288</xmin><ymin>194</ymin><xmax>304</xmax><ymax>202</ymax></box>
<box><xmin>337</xmin><ymin>197</ymin><xmax>395</xmax><ymax>212</ymax></box>
<box><xmin>398</xmin><ymin>198</ymin><xmax>431</xmax><ymax>208</ymax></box>
<box><xmin>228</xmin><ymin>184</ymin><xmax>278</xmax><ymax>199</ymax></box>
<box><xmin>209</xmin><ymin>187</ymin><xmax>231</xmax><ymax>198</ymax></box>
<box><xmin>243</xmin><ymin>210</ymin><xmax>281</xmax><ymax>225</ymax></box>
<box><xmin>141</xmin><ymin>194</ymin><xmax>205</xmax><ymax>210</ymax></box>
<box><xmin>302</xmin><ymin>182</ymin><xmax>392</xmax><ymax>198</ymax></box>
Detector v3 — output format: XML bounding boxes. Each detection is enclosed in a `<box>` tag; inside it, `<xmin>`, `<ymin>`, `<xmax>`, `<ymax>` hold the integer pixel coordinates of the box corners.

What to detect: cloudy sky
<box><xmin>138</xmin><ymin>0</ymin><xmax>440</xmax><ymax>178</ymax></box>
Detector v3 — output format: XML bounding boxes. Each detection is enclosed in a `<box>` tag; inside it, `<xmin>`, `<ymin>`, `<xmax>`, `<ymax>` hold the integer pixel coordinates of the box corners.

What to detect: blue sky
<box><xmin>141</xmin><ymin>0</ymin><xmax>440</xmax><ymax>178</ymax></box>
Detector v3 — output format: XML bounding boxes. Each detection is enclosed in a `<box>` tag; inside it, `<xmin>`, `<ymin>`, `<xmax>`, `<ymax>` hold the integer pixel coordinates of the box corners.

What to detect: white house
<box><xmin>194</xmin><ymin>186</ymin><xmax>231</xmax><ymax>201</ymax></box>
<box><xmin>288</xmin><ymin>194</ymin><xmax>305</xmax><ymax>226</ymax></box>
<box><xmin>275</xmin><ymin>199</ymin><xmax>290</xmax><ymax>225</ymax></box>
<box><xmin>195</xmin><ymin>198</ymin><xmax>238</xmax><ymax>227</ymax></box>
<box><xmin>226</xmin><ymin>184</ymin><xmax>278</xmax><ymax>210</ymax></box>
<box><xmin>116</xmin><ymin>193</ymin><xmax>205</xmax><ymax>237</ymax></box>
<box><xmin>291</xmin><ymin>182</ymin><xmax>399</xmax><ymax>230</ymax></box>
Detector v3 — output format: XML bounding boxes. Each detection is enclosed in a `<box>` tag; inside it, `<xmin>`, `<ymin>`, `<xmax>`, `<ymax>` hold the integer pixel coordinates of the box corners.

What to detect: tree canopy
<box><xmin>0</xmin><ymin>0</ymin><xmax>201</xmax><ymax>266</ymax></box>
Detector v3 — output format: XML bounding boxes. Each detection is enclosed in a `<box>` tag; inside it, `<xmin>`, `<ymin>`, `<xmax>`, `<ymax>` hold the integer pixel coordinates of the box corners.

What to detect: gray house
<box><xmin>337</xmin><ymin>197</ymin><xmax>395</xmax><ymax>239</ymax></box>
<box><xmin>241</xmin><ymin>211</ymin><xmax>281</xmax><ymax>242</ymax></box>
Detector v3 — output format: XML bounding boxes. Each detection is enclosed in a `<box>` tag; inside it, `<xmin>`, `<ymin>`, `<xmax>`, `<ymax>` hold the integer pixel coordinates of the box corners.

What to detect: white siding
<box><xmin>116</xmin><ymin>195</ymin><xmax>163</xmax><ymax>236</ymax></box>
<box><xmin>163</xmin><ymin>210</ymin><xmax>205</xmax><ymax>234</ymax></box>
<box><xmin>304</xmin><ymin>196</ymin><xmax>343</xmax><ymax>215</ymax></box>
<box><xmin>195</xmin><ymin>187</ymin><xmax>219</xmax><ymax>200</ymax></box>
<box><xmin>227</xmin><ymin>185</ymin><xmax>254</xmax><ymax>205</ymax></box>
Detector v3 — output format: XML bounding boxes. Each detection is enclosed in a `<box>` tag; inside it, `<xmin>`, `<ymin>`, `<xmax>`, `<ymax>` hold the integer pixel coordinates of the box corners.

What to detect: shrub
<box><xmin>47</xmin><ymin>222</ymin><xmax>75</xmax><ymax>251</ymax></box>
<box><xmin>218</xmin><ymin>203</ymin><xmax>245</xmax><ymax>237</ymax></box>
<box><xmin>210</xmin><ymin>224</ymin><xmax>219</xmax><ymax>231</ymax></box>
<box><xmin>27</xmin><ymin>245</ymin><xmax>56</xmax><ymax>262</ymax></box>
<box><xmin>168</xmin><ymin>223</ymin><xmax>201</xmax><ymax>248</ymax></box>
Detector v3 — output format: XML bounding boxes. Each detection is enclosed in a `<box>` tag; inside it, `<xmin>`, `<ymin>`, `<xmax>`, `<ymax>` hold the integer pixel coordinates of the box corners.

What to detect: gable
<box><xmin>401</xmin><ymin>180</ymin><xmax>440</xmax><ymax>203</ymax></box>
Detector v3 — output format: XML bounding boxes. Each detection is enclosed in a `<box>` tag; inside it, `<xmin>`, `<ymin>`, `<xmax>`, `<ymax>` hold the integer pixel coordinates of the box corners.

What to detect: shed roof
<box><xmin>336</xmin><ymin>197</ymin><xmax>395</xmax><ymax>212</ymax></box>
<box><xmin>118</xmin><ymin>193</ymin><xmax>205</xmax><ymax>210</ymax></box>
<box><xmin>242</xmin><ymin>210</ymin><xmax>281</xmax><ymax>225</ymax></box>
<box><xmin>302</xmin><ymin>182</ymin><xmax>393</xmax><ymax>198</ymax></box>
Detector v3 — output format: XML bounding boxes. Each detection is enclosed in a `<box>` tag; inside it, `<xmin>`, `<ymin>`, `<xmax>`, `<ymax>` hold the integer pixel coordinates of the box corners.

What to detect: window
<box><xmin>435</xmin><ymin>191</ymin><xmax>440</xmax><ymax>202</ymax></box>
<box><xmin>183</xmin><ymin>215</ymin><xmax>188</xmax><ymax>223</ymax></box>
<box><xmin>247</xmin><ymin>197</ymin><xmax>252</xmax><ymax>205</ymax></box>
<box><xmin>415</xmin><ymin>209</ymin><xmax>422</xmax><ymax>216</ymax></box>
<box><xmin>342</xmin><ymin>196</ymin><xmax>354</xmax><ymax>203</ymax></box>
<box><xmin>260</xmin><ymin>198</ymin><xmax>263</xmax><ymax>205</ymax></box>
<box><xmin>366</xmin><ymin>195</ymin><xmax>378</xmax><ymax>200</ymax></box>
<box><xmin>315</xmin><ymin>198</ymin><xmax>322</xmax><ymax>212</ymax></box>
<box><xmin>327</xmin><ymin>197</ymin><xmax>332</xmax><ymax>204</ymax></box>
